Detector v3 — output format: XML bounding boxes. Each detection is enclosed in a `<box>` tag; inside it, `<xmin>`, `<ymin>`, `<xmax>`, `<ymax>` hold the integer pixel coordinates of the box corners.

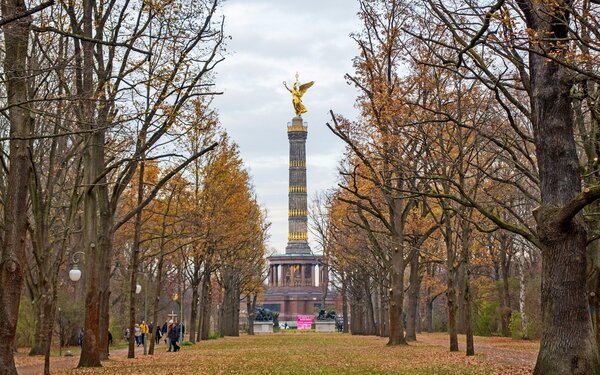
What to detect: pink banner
<box><xmin>297</xmin><ymin>315</ymin><xmax>314</xmax><ymax>330</ymax></box>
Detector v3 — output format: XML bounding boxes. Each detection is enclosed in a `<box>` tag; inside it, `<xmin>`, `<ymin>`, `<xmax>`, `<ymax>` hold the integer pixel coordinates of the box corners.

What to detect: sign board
<box><xmin>297</xmin><ymin>315</ymin><xmax>314</xmax><ymax>330</ymax></box>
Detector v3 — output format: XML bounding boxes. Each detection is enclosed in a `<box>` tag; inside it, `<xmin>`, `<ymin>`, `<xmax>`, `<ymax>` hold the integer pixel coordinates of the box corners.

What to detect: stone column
<box><xmin>315</xmin><ymin>264</ymin><xmax>320</xmax><ymax>287</ymax></box>
<box><xmin>301</xmin><ymin>264</ymin><xmax>305</xmax><ymax>287</ymax></box>
<box><xmin>286</xmin><ymin>116</ymin><xmax>311</xmax><ymax>254</ymax></box>
<box><xmin>278</xmin><ymin>264</ymin><xmax>283</xmax><ymax>287</ymax></box>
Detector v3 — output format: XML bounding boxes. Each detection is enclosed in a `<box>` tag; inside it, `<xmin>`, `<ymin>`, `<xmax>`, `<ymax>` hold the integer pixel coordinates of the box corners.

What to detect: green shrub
<box><xmin>509</xmin><ymin>311</ymin><xmax>524</xmax><ymax>339</ymax></box>
<box><xmin>16</xmin><ymin>299</ymin><xmax>35</xmax><ymax>347</ymax></box>
<box><xmin>474</xmin><ymin>300</ymin><xmax>498</xmax><ymax>336</ymax></box>
<box><xmin>181</xmin><ymin>340</ymin><xmax>194</xmax><ymax>346</ymax></box>
<box><xmin>208</xmin><ymin>331</ymin><xmax>221</xmax><ymax>340</ymax></box>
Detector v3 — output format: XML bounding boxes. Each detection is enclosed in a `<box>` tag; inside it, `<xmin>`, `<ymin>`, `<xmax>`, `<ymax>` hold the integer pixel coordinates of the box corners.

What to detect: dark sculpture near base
<box><xmin>254</xmin><ymin>306</ymin><xmax>279</xmax><ymax>323</ymax></box>
<box><xmin>316</xmin><ymin>309</ymin><xmax>336</xmax><ymax>321</ymax></box>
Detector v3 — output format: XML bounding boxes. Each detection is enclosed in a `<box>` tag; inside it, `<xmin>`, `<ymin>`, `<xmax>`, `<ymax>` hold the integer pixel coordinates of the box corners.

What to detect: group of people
<box><xmin>122</xmin><ymin>319</ymin><xmax>184</xmax><ymax>352</ymax></box>
<box><xmin>161</xmin><ymin>319</ymin><xmax>184</xmax><ymax>352</ymax></box>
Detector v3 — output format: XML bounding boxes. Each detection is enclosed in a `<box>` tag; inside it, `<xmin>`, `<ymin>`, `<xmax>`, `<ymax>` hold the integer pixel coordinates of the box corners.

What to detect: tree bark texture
<box><xmin>518</xmin><ymin>1</ymin><xmax>600</xmax><ymax>372</ymax></box>
<box><xmin>189</xmin><ymin>281</ymin><xmax>199</xmax><ymax>343</ymax></box>
<box><xmin>199</xmin><ymin>269</ymin><xmax>211</xmax><ymax>340</ymax></box>
<box><xmin>388</xmin><ymin>248</ymin><xmax>406</xmax><ymax>346</ymax></box>
<box><xmin>342</xmin><ymin>277</ymin><xmax>349</xmax><ymax>333</ymax></box>
<box><xmin>443</xmin><ymin>202</ymin><xmax>459</xmax><ymax>352</ymax></box>
<box><xmin>405</xmin><ymin>252</ymin><xmax>420</xmax><ymax>341</ymax></box>
<box><xmin>127</xmin><ymin>159</ymin><xmax>145</xmax><ymax>359</ymax></box>
<box><xmin>461</xmin><ymin>220</ymin><xmax>474</xmax><ymax>356</ymax></box>
<box><xmin>246</xmin><ymin>295</ymin><xmax>257</xmax><ymax>335</ymax></box>
<box><xmin>0</xmin><ymin>3</ymin><xmax>33</xmax><ymax>372</ymax></box>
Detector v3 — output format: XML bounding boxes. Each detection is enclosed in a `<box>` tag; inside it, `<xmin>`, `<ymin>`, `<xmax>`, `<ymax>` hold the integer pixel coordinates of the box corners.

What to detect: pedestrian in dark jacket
<box><xmin>168</xmin><ymin>322</ymin><xmax>180</xmax><ymax>352</ymax></box>
<box><xmin>162</xmin><ymin>321</ymin><xmax>168</xmax><ymax>344</ymax></box>
<box><xmin>155</xmin><ymin>326</ymin><xmax>162</xmax><ymax>344</ymax></box>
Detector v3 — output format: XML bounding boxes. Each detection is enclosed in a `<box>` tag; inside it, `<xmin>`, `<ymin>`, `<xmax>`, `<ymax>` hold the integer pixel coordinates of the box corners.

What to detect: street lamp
<box><xmin>69</xmin><ymin>251</ymin><xmax>85</xmax><ymax>282</ymax></box>
<box><xmin>69</xmin><ymin>265</ymin><xmax>82</xmax><ymax>282</ymax></box>
<box><xmin>134</xmin><ymin>271</ymin><xmax>148</xmax><ymax>355</ymax></box>
<box><xmin>58</xmin><ymin>307</ymin><xmax>62</xmax><ymax>357</ymax></box>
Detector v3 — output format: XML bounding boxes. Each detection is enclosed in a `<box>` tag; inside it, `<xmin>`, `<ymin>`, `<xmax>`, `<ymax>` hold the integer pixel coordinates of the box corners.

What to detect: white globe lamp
<box><xmin>69</xmin><ymin>265</ymin><xmax>82</xmax><ymax>282</ymax></box>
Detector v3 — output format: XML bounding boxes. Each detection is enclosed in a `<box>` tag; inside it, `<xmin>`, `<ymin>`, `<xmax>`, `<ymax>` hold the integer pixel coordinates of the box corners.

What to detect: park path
<box><xmin>417</xmin><ymin>332</ymin><xmax>538</xmax><ymax>367</ymax></box>
<box><xmin>15</xmin><ymin>345</ymin><xmax>155</xmax><ymax>374</ymax></box>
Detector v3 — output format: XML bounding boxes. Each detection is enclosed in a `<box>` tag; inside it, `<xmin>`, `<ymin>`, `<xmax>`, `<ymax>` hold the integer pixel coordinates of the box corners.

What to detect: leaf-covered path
<box><xmin>417</xmin><ymin>333</ymin><xmax>538</xmax><ymax>367</ymax></box>
<box><xmin>16</xmin><ymin>332</ymin><xmax>536</xmax><ymax>374</ymax></box>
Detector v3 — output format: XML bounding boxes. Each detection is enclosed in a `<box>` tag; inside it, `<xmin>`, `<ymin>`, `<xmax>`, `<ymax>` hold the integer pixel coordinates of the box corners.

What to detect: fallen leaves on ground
<box><xmin>42</xmin><ymin>332</ymin><xmax>536</xmax><ymax>374</ymax></box>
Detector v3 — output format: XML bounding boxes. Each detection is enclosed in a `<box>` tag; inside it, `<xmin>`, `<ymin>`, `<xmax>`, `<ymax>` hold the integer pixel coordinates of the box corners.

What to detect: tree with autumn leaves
<box><xmin>321</xmin><ymin>0</ymin><xmax>600</xmax><ymax>374</ymax></box>
<box><xmin>112</xmin><ymin>129</ymin><xmax>268</xmax><ymax>353</ymax></box>
<box><xmin>0</xmin><ymin>1</ymin><xmax>268</xmax><ymax>373</ymax></box>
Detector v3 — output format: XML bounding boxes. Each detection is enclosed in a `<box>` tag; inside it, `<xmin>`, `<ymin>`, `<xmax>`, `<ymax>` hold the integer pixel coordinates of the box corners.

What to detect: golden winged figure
<box><xmin>283</xmin><ymin>73</ymin><xmax>315</xmax><ymax>116</ymax></box>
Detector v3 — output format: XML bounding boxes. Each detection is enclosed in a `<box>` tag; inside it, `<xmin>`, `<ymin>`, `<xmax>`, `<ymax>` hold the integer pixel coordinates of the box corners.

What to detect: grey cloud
<box><xmin>215</xmin><ymin>0</ymin><xmax>361</xmax><ymax>251</ymax></box>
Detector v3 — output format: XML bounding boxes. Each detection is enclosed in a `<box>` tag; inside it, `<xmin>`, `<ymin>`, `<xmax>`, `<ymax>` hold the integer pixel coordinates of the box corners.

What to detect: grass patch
<box><xmin>56</xmin><ymin>332</ymin><xmax>532</xmax><ymax>374</ymax></box>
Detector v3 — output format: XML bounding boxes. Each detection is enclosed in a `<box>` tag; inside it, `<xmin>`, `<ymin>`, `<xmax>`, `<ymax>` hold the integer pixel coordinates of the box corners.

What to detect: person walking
<box><xmin>107</xmin><ymin>330</ymin><xmax>113</xmax><ymax>357</ymax></box>
<box><xmin>166</xmin><ymin>320</ymin><xmax>173</xmax><ymax>351</ymax></box>
<box><xmin>155</xmin><ymin>324</ymin><xmax>162</xmax><ymax>344</ymax></box>
<box><xmin>140</xmin><ymin>321</ymin><xmax>148</xmax><ymax>346</ymax></box>
<box><xmin>162</xmin><ymin>321</ymin><xmax>168</xmax><ymax>344</ymax></box>
<box><xmin>168</xmin><ymin>321</ymin><xmax>181</xmax><ymax>352</ymax></box>
<box><xmin>134</xmin><ymin>324</ymin><xmax>141</xmax><ymax>346</ymax></box>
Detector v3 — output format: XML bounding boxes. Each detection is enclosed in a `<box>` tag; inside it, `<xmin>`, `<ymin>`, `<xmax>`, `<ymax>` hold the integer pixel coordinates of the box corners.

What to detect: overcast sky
<box><xmin>214</xmin><ymin>0</ymin><xmax>362</xmax><ymax>253</ymax></box>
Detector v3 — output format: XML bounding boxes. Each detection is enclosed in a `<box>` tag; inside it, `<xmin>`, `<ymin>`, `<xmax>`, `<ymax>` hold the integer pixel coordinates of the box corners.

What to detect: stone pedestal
<box><xmin>253</xmin><ymin>321</ymin><xmax>274</xmax><ymax>334</ymax></box>
<box><xmin>315</xmin><ymin>321</ymin><xmax>336</xmax><ymax>332</ymax></box>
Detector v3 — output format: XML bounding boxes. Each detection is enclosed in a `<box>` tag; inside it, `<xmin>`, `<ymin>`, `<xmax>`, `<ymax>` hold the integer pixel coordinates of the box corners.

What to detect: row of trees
<box><xmin>316</xmin><ymin>1</ymin><xmax>600</xmax><ymax>374</ymax></box>
<box><xmin>0</xmin><ymin>1</ymin><xmax>268</xmax><ymax>374</ymax></box>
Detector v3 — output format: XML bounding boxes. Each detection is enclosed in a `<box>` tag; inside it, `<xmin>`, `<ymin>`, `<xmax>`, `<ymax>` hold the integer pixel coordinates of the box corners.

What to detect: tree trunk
<box><xmin>406</xmin><ymin>252</ymin><xmax>420</xmax><ymax>341</ymax></box>
<box><xmin>148</xmin><ymin>189</ymin><xmax>173</xmax><ymax>355</ymax></box>
<box><xmin>377</xmin><ymin>284</ymin><xmax>385</xmax><ymax>337</ymax></box>
<box><xmin>373</xmin><ymin>282</ymin><xmax>380</xmax><ymax>335</ymax></box>
<box><xmin>518</xmin><ymin>3</ymin><xmax>600</xmax><ymax>372</ymax></box>
<box><xmin>456</xmin><ymin>262</ymin><xmax>466</xmax><ymax>334</ymax></box>
<box><xmin>443</xmin><ymin>201</ymin><xmax>458</xmax><ymax>352</ymax></box>
<box><xmin>0</xmin><ymin>0</ymin><xmax>33</xmax><ymax>373</ymax></box>
<box><xmin>196</xmin><ymin>269</ymin><xmax>209</xmax><ymax>342</ymax></box>
<box><xmin>350</xmin><ymin>297</ymin><xmax>364</xmax><ymax>335</ymax></box>
<box><xmin>426</xmin><ymin>299</ymin><xmax>434</xmax><ymax>333</ymax></box>
<box><xmin>127</xmin><ymin>131</ymin><xmax>146</xmax><ymax>359</ymax></box>
<box><xmin>77</xmin><ymin>0</ymin><xmax>102</xmax><ymax>367</ymax></box>
<box><xmin>189</xmin><ymin>281</ymin><xmax>199</xmax><ymax>343</ymax></box>
<box><xmin>365</xmin><ymin>279</ymin><xmax>376</xmax><ymax>335</ymax></box>
<box><xmin>148</xmin><ymin>261</ymin><xmax>163</xmax><ymax>355</ymax></box>
<box><xmin>518</xmin><ymin>249</ymin><xmax>528</xmax><ymax>338</ymax></box>
<box><xmin>461</xmin><ymin>218</ymin><xmax>474</xmax><ymax>356</ymax></box>
<box><xmin>200</xmin><ymin>270</ymin><xmax>211</xmax><ymax>340</ymax></box>
<box><xmin>246</xmin><ymin>294</ymin><xmax>257</xmax><ymax>335</ymax></box>
<box><xmin>500</xmin><ymin>243</ymin><xmax>511</xmax><ymax>338</ymax></box>
<box><xmin>220</xmin><ymin>267</ymin><xmax>240</xmax><ymax>337</ymax></box>
<box><xmin>388</xmin><ymin>239</ymin><xmax>407</xmax><ymax>345</ymax></box>
<box><xmin>29</xmin><ymin>293</ymin><xmax>55</xmax><ymax>356</ymax></box>
<box><xmin>97</xmin><ymin>204</ymin><xmax>113</xmax><ymax>361</ymax></box>
<box><xmin>342</xmin><ymin>277</ymin><xmax>349</xmax><ymax>333</ymax></box>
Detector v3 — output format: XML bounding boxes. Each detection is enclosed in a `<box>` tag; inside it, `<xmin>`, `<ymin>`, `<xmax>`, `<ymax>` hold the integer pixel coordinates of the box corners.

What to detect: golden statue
<box><xmin>283</xmin><ymin>73</ymin><xmax>314</xmax><ymax>116</ymax></box>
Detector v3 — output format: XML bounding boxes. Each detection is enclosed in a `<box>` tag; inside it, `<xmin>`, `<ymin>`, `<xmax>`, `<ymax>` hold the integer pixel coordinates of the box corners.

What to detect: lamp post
<box><xmin>135</xmin><ymin>272</ymin><xmax>148</xmax><ymax>355</ymax></box>
<box><xmin>180</xmin><ymin>275</ymin><xmax>184</xmax><ymax>343</ymax></box>
<box><xmin>58</xmin><ymin>307</ymin><xmax>62</xmax><ymax>357</ymax></box>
